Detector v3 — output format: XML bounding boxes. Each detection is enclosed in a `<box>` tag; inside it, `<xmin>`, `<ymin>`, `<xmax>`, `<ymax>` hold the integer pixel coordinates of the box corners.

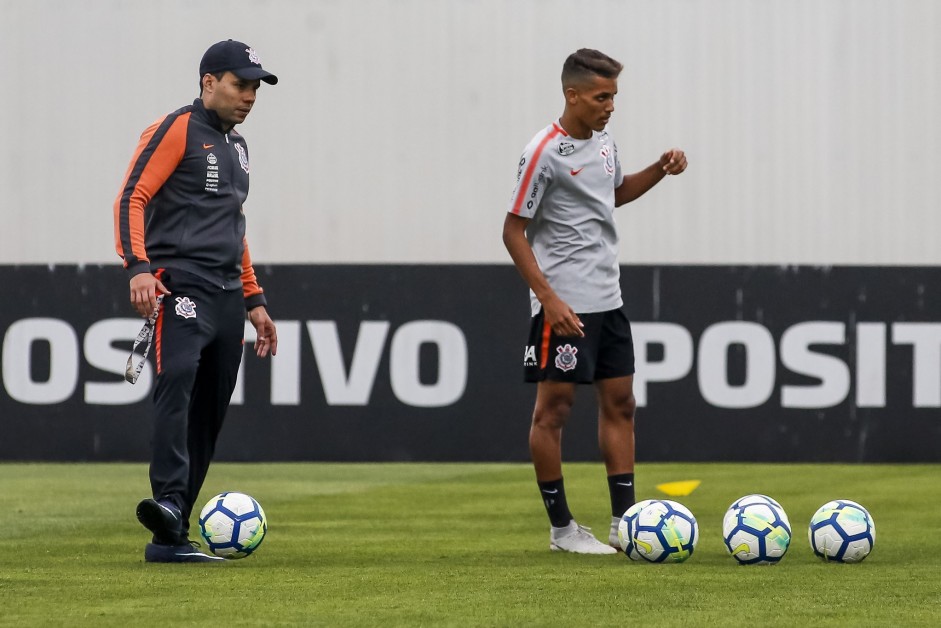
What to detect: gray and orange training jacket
<box><xmin>114</xmin><ymin>98</ymin><xmax>266</xmax><ymax>310</ymax></box>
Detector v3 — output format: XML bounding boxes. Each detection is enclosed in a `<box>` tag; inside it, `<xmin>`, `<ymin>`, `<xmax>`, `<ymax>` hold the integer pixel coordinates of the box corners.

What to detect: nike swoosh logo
<box><xmin>541</xmin><ymin>489</ymin><xmax>559</xmax><ymax>494</ymax></box>
<box><xmin>570</xmin><ymin>168</ymin><xmax>584</xmax><ymax>176</ymax></box>
<box><xmin>203</xmin><ymin>143</ymin><xmax>214</xmax><ymax>149</ymax></box>
<box><xmin>159</xmin><ymin>504</ymin><xmax>179</xmax><ymax>520</ymax></box>
<box><xmin>617</xmin><ymin>482</ymin><xmax>633</xmax><ymax>487</ymax></box>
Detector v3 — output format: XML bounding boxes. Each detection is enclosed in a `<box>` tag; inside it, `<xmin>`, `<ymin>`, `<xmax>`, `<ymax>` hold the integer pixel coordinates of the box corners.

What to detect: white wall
<box><xmin>1</xmin><ymin>0</ymin><xmax>939</xmax><ymax>265</ymax></box>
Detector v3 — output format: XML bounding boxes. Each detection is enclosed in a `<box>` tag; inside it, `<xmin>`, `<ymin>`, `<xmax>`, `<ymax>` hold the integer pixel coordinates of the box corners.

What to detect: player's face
<box><xmin>202</xmin><ymin>72</ymin><xmax>261</xmax><ymax>129</ymax></box>
<box><xmin>570</xmin><ymin>75</ymin><xmax>618</xmax><ymax>134</ymax></box>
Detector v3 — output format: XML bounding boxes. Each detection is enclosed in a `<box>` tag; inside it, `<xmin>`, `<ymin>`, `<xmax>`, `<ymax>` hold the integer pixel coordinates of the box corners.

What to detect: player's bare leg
<box><xmin>596</xmin><ymin>375</ymin><xmax>637</xmax><ymax>547</ymax></box>
<box><xmin>531</xmin><ymin>380</ymin><xmax>616</xmax><ymax>554</ymax></box>
<box><xmin>596</xmin><ymin>375</ymin><xmax>636</xmax><ymax>475</ymax></box>
<box><xmin>530</xmin><ymin>380</ymin><xmax>576</xmax><ymax>481</ymax></box>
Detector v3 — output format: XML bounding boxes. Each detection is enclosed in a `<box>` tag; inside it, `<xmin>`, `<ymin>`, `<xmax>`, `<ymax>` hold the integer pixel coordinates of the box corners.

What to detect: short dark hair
<box><xmin>198</xmin><ymin>71</ymin><xmax>226</xmax><ymax>96</ymax></box>
<box><xmin>561</xmin><ymin>49</ymin><xmax>623</xmax><ymax>88</ymax></box>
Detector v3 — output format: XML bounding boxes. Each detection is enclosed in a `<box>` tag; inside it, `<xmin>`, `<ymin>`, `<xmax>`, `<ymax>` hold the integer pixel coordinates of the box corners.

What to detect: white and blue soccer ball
<box><xmin>808</xmin><ymin>499</ymin><xmax>875</xmax><ymax>563</ymax></box>
<box><xmin>198</xmin><ymin>491</ymin><xmax>267</xmax><ymax>559</ymax></box>
<box><xmin>730</xmin><ymin>493</ymin><xmax>785</xmax><ymax>512</ymax></box>
<box><xmin>722</xmin><ymin>494</ymin><xmax>792</xmax><ymax>565</ymax></box>
<box><xmin>627</xmin><ymin>499</ymin><xmax>698</xmax><ymax>563</ymax></box>
<box><xmin>617</xmin><ymin>499</ymin><xmax>655</xmax><ymax>560</ymax></box>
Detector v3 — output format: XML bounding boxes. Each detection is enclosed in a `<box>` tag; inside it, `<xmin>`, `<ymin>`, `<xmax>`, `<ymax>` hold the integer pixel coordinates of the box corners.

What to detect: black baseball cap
<box><xmin>199</xmin><ymin>39</ymin><xmax>278</xmax><ymax>85</ymax></box>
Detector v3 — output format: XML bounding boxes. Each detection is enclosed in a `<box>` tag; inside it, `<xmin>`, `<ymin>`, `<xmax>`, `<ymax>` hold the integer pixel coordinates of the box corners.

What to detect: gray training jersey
<box><xmin>508</xmin><ymin>121</ymin><xmax>624</xmax><ymax>316</ymax></box>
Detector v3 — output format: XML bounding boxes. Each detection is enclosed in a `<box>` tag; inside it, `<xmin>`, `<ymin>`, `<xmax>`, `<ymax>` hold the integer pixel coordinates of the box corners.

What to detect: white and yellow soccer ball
<box><xmin>198</xmin><ymin>492</ymin><xmax>267</xmax><ymax>559</ymax></box>
<box><xmin>808</xmin><ymin>499</ymin><xmax>875</xmax><ymax>563</ymax></box>
<box><xmin>617</xmin><ymin>499</ymin><xmax>656</xmax><ymax>560</ymax></box>
<box><xmin>722</xmin><ymin>494</ymin><xmax>792</xmax><ymax>565</ymax></box>
<box><xmin>628</xmin><ymin>499</ymin><xmax>698</xmax><ymax>563</ymax></box>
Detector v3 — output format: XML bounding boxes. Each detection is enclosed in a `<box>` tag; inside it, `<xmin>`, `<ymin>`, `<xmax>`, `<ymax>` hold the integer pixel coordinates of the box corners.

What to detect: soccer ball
<box><xmin>198</xmin><ymin>492</ymin><xmax>267</xmax><ymax>559</ymax></box>
<box><xmin>730</xmin><ymin>493</ymin><xmax>785</xmax><ymax>511</ymax></box>
<box><xmin>616</xmin><ymin>499</ymin><xmax>655</xmax><ymax>559</ymax></box>
<box><xmin>722</xmin><ymin>494</ymin><xmax>792</xmax><ymax>565</ymax></box>
<box><xmin>629</xmin><ymin>499</ymin><xmax>698</xmax><ymax>563</ymax></box>
<box><xmin>808</xmin><ymin>499</ymin><xmax>875</xmax><ymax>563</ymax></box>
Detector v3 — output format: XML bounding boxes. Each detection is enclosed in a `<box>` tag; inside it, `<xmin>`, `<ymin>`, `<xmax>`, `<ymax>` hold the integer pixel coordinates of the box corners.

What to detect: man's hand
<box><xmin>129</xmin><ymin>273</ymin><xmax>170</xmax><ymax>318</ymax></box>
<box><xmin>248</xmin><ymin>306</ymin><xmax>278</xmax><ymax>358</ymax></box>
<box><xmin>660</xmin><ymin>148</ymin><xmax>688</xmax><ymax>175</ymax></box>
<box><xmin>542</xmin><ymin>295</ymin><xmax>585</xmax><ymax>338</ymax></box>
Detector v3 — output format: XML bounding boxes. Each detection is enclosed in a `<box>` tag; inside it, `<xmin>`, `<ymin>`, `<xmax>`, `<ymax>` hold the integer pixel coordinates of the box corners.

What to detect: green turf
<box><xmin>1</xmin><ymin>462</ymin><xmax>938</xmax><ymax>627</ymax></box>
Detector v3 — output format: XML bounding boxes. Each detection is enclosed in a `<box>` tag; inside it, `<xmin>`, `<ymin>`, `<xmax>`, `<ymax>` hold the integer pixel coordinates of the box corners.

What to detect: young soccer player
<box><xmin>503</xmin><ymin>48</ymin><xmax>687</xmax><ymax>554</ymax></box>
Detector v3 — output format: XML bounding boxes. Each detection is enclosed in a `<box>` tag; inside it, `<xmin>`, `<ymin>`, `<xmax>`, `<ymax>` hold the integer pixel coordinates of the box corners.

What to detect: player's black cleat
<box><xmin>144</xmin><ymin>540</ymin><xmax>225</xmax><ymax>563</ymax></box>
<box><xmin>136</xmin><ymin>498</ymin><xmax>184</xmax><ymax>545</ymax></box>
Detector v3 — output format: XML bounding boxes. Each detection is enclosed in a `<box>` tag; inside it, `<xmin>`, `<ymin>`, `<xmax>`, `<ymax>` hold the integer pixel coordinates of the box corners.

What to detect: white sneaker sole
<box><xmin>549</xmin><ymin>542</ymin><xmax>618</xmax><ymax>555</ymax></box>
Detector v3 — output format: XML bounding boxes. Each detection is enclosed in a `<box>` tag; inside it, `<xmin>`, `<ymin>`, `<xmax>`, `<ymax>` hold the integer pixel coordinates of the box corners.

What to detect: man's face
<box><xmin>202</xmin><ymin>72</ymin><xmax>262</xmax><ymax>129</ymax></box>
<box><xmin>568</xmin><ymin>75</ymin><xmax>618</xmax><ymax>133</ymax></box>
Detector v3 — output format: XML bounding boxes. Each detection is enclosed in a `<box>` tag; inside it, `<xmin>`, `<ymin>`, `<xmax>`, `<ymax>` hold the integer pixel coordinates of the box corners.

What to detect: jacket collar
<box><xmin>192</xmin><ymin>98</ymin><xmax>228</xmax><ymax>133</ymax></box>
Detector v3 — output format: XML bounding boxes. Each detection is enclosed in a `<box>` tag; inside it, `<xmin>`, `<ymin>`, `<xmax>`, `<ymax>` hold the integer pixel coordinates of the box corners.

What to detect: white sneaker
<box><xmin>549</xmin><ymin>521</ymin><xmax>618</xmax><ymax>555</ymax></box>
<box><xmin>609</xmin><ymin>516</ymin><xmax>621</xmax><ymax>549</ymax></box>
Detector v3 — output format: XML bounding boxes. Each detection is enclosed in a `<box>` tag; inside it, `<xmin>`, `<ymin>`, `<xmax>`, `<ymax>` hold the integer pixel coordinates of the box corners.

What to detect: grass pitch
<box><xmin>1</xmin><ymin>462</ymin><xmax>939</xmax><ymax>627</ymax></box>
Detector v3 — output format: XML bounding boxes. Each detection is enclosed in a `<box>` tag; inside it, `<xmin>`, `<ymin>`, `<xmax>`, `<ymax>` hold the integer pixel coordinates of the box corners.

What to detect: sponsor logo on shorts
<box><xmin>523</xmin><ymin>345</ymin><xmax>537</xmax><ymax>367</ymax></box>
<box><xmin>175</xmin><ymin>297</ymin><xmax>197</xmax><ymax>320</ymax></box>
<box><xmin>555</xmin><ymin>344</ymin><xmax>578</xmax><ymax>372</ymax></box>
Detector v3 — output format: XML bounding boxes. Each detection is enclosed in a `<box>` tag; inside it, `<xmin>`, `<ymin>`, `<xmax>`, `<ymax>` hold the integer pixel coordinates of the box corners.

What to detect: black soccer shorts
<box><xmin>523</xmin><ymin>306</ymin><xmax>635</xmax><ymax>383</ymax></box>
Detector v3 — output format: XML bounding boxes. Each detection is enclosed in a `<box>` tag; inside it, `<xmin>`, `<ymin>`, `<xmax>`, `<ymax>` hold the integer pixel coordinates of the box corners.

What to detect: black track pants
<box><xmin>148</xmin><ymin>270</ymin><xmax>245</xmax><ymax>533</ymax></box>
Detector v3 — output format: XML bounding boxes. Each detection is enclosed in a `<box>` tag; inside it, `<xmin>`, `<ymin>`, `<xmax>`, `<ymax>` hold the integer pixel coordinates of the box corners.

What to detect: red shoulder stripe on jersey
<box><xmin>551</xmin><ymin>122</ymin><xmax>569</xmax><ymax>137</ymax></box>
<box><xmin>510</xmin><ymin>125</ymin><xmax>565</xmax><ymax>216</ymax></box>
<box><xmin>114</xmin><ymin>112</ymin><xmax>190</xmax><ymax>269</ymax></box>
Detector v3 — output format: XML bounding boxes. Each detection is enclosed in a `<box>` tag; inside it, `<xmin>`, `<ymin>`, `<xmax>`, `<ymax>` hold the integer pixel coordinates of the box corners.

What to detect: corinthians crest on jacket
<box><xmin>234</xmin><ymin>142</ymin><xmax>250</xmax><ymax>174</ymax></box>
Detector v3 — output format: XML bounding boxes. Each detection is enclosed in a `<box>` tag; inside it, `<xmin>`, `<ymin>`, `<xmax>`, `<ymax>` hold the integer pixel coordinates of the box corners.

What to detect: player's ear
<box><xmin>564</xmin><ymin>86</ymin><xmax>579</xmax><ymax>105</ymax></box>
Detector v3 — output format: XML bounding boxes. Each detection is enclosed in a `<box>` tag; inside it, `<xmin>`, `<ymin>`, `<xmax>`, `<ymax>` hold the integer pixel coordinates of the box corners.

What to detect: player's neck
<box><xmin>557</xmin><ymin>115</ymin><xmax>592</xmax><ymax>140</ymax></box>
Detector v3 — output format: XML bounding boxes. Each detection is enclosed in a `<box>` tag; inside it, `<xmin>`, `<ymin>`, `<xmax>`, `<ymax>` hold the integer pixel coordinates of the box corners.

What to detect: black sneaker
<box><xmin>136</xmin><ymin>498</ymin><xmax>183</xmax><ymax>544</ymax></box>
<box><xmin>144</xmin><ymin>541</ymin><xmax>225</xmax><ymax>563</ymax></box>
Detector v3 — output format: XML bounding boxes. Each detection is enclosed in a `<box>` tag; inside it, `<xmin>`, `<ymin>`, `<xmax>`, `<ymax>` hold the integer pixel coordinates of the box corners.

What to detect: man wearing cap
<box><xmin>114</xmin><ymin>40</ymin><xmax>279</xmax><ymax>563</ymax></box>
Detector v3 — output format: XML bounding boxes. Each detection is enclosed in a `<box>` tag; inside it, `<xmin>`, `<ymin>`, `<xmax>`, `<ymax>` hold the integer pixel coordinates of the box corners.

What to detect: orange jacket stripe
<box><xmin>155</xmin><ymin>306</ymin><xmax>164</xmax><ymax>374</ymax></box>
<box><xmin>154</xmin><ymin>268</ymin><xmax>166</xmax><ymax>374</ymax></box>
<box><xmin>114</xmin><ymin>113</ymin><xmax>190</xmax><ymax>271</ymax></box>
<box><xmin>239</xmin><ymin>236</ymin><xmax>264</xmax><ymax>300</ymax></box>
<box><xmin>510</xmin><ymin>123</ymin><xmax>567</xmax><ymax>216</ymax></box>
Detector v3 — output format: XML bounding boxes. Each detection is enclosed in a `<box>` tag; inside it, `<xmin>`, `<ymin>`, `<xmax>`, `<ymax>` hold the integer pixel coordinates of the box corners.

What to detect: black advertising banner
<box><xmin>1</xmin><ymin>264</ymin><xmax>939</xmax><ymax>462</ymax></box>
